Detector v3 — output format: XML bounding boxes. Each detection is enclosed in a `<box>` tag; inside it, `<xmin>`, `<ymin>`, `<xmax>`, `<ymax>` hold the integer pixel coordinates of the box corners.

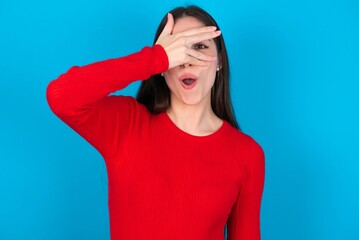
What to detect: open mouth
<box><xmin>182</xmin><ymin>78</ymin><xmax>196</xmax><ymax>85</ymax></box>
<box><xmin>180</xmin><ymin>74</ymin><xmax>198</xmax><ymax>90</ymax></box>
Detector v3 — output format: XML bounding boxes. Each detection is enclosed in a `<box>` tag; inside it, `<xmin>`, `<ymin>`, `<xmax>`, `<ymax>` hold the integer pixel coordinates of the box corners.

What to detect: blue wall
<box><xmin>1</xmin><ymin>0</ymin><xmax>358</xmax><ymax>239</ymax></box>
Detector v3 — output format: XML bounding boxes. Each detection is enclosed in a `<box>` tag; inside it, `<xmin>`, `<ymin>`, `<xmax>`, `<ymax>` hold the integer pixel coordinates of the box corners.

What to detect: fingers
<box><xmin>178</xmin><ymin>25</ymin><xmax>217</xmax><ymax>37</ymax></box>
<box><xmin>185</xmin><ymin>48</ymin><xmax>217</xmax><ymax>62</ymax></box>
<box><xmin>177</xmin><ymin>48</ymin><xmax>217</xmax><ymax>68</ymax></box>
<box><xmin>156</xmin><ymin>17</ymin><xmax>222</xmax><ymax>69</ymax></box>
<box><xmin>186</xmin><ymin>30</ymin><xmax>221</xmax><ymax>45</ymax></box>
<box><xmin>180</xmin><ymin>30</ymin><xmax>221</xmax><ymax>67</ymax></box>
<box><xmin>158</xmin><ymin>13</ymin><xmax>174</xmax><ymax>39</ymax></box>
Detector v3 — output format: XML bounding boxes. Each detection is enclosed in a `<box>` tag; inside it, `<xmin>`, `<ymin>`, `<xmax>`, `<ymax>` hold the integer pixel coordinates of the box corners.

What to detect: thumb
<box><xmin>158</xmin><ymin>13</ymin><xmax>174</xmax><ymax>38</ymax></box>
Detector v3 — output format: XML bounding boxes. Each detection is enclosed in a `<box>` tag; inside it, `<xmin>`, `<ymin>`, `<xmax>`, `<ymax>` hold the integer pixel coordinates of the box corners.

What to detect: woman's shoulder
<box><xmin>224</xmin><ymin>122</ymin><xmax>264</xmax><ymax>156</ymax></box>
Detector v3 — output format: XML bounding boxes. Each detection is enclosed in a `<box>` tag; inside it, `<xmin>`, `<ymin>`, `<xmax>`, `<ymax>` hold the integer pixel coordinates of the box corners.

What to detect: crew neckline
<box><xmin>159</xmin><ymin>111</ymin><xmax>228</xmax><ymax>141</ymax></box>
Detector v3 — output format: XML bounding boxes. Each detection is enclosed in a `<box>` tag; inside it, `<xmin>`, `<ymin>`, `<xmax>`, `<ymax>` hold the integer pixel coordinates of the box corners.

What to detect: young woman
<box><xmin>46</xmin><ymin>5</ymin><xmax>265</xmax><ymax>240</ymax></box>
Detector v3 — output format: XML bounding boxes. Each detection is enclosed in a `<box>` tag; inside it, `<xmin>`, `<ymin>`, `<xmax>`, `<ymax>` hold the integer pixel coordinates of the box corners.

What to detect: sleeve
<box><xmin>227</xmin><ymin>139</ymin><xmax>265</xmax><ymax>240</ymax></box>
<box><xmin>46</xmin><ymin>44</ymin><xmax>168</xmax><ymax>161</ymax></box>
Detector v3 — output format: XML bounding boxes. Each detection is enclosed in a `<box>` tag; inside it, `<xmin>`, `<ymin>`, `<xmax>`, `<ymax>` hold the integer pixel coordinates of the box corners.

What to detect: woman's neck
<box><xmin>166</xmin><ymin>98</ymin><xmax>223</xmax><ymax>136</ymax></box>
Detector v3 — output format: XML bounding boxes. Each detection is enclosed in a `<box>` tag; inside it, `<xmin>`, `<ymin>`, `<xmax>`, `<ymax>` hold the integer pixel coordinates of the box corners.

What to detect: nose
<box><xmin>180</xmin><ymin>63</ymin><xmax>193</xmax><ymax>68</ymax></box>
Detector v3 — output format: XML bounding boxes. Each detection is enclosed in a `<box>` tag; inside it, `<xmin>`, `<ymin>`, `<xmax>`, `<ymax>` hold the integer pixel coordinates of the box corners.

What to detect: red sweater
<box><xmin>46</xmin><ymin>44</ymin><xmax>265</xmax><ymax>240</ymax></box>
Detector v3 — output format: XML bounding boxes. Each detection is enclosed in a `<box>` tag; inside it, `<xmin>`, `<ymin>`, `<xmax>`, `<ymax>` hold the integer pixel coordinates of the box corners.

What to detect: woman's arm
<box><xmin>227</xmin><ymin>139</ymin><xmax>265</xmax><ymax>240</ymax></box>
<box><xmin>46</xmin><ymin>45</ymin><xmax>168</xmax><ymax>160</ymax></box>
<box><xmin>46</xmin><ymin>13</ymin><xmax>220</xmax><ymax>161</ymax></box>
<box><xmin>46</xmin><ymin>45</ymin><xmax>168</xmax><ymax>115</ymax></box>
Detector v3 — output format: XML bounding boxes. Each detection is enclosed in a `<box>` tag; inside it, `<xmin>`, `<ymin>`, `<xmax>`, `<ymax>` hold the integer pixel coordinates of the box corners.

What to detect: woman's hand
<box><xmin>155</xmin><ymin>13</ymin><xmax>221</xmax><ymax>70</ymax></box>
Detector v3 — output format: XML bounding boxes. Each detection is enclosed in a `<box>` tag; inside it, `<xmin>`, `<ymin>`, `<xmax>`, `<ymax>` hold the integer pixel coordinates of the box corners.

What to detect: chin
<box><xmin>180</xmin><ymin>95</ymin><xmax>204</xmax><ymax>106</ymax></box>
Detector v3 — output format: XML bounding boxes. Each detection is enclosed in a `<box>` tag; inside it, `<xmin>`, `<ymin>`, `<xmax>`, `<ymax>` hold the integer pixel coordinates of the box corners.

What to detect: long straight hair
<box><xmin>136</xmin><ymin>5</ymin><xmax>240</xmax><ymax>130</ymax></box>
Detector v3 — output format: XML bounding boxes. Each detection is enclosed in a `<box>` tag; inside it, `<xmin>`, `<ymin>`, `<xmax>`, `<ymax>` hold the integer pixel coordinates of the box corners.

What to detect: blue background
<box><xmin>1</xmin><ymin>0</ymin><xmax>358</xmax><ymax>239</ymax></box>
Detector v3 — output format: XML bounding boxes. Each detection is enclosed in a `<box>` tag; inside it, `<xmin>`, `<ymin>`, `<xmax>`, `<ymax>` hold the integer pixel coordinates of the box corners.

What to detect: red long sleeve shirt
<box><xmin>46</xmin><ymin>44</ymin><xmax>265</xmax><ymax>240</ymax></box>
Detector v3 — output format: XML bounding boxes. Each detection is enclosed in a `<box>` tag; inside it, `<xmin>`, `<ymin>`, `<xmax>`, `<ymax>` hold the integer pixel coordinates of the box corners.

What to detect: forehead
<box><xmin>172</xmin><ymin>16</ymin><xmax>206</xmax><ymax>34</ymax></box>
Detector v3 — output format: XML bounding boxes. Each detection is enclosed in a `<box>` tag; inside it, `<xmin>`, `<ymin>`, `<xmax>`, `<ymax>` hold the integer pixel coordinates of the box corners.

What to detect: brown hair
<box><xmin>136</xmin><ymin>5</ymin><xmax>240</xmax><ymax>130</ymax></box>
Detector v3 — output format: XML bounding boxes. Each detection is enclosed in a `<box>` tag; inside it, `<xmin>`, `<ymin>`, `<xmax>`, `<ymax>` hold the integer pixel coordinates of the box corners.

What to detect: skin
<box><xmin>156</xmin><ymin>14</ymin><xmax>223</xmax><ymax>136</ymax></box>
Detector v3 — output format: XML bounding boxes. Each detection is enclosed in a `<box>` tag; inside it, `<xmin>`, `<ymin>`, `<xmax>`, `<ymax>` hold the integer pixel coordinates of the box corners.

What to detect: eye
<box><xmin>194</xmin><ymin>43</ymin><xmax>208</xmax><ymax>50</ymax></box>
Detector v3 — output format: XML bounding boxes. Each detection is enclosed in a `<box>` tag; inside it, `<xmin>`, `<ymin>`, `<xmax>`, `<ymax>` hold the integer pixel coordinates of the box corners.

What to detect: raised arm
<box><xmin>46</xmin><ymin>45</ymin><xmax>168</xmax><ymax>160</ymax></box>
<box><xmin>46</xmin><ymin>44</ymin><xmax>168</xmax><ymax>116</ymax></box>
<box><xmin>46</xmin><ymin>13</ymin><xmax>221</xmax><ymax>161</ymax></box>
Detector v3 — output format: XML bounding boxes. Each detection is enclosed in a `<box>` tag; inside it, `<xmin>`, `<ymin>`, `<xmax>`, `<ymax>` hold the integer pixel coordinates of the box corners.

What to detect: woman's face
<box><xmin>163</xmin><ymin>16</ymin><xmax>219</xmax><ymax>107</ymax></box>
